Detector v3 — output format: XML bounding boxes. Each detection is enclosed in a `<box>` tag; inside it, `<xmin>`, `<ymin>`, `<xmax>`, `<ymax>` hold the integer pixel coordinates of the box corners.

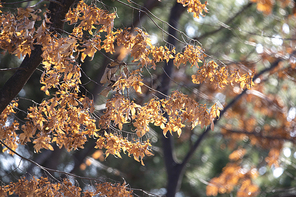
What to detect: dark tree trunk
<box><xmin>156</xmin><ymin>2</ymin><xmax>186</xmax><ymax>197</ymax></box>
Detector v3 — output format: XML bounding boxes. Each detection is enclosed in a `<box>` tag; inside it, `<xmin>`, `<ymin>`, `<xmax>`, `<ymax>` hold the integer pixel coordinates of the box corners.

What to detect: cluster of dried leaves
<box><xmin>0</xmin><ymin>177</ymin><xmax>132</xmax><ymax>197</ymax></box>
<box><xmin>206</xmin><ymin>149</ymin><xmax>259</xmax><ymax>196</ymax></box>
<box><xmin>0</xmin><ymin>0</ymin><xmax>247</xmax><ymax>164</ymax></box>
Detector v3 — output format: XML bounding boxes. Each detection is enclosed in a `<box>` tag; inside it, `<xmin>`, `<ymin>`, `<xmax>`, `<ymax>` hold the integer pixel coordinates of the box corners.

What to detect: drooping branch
<box><xmin>0</xmin><ymin>0</ymin><xmax>75</xmax><ymax>115</ymax></box>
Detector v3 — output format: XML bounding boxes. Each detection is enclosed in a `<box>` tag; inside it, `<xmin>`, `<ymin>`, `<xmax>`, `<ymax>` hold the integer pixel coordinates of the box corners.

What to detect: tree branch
<box><xmin>0</xmin><ymin>45</ymin><xmax>43</xmax><ymax>114</ymax></box>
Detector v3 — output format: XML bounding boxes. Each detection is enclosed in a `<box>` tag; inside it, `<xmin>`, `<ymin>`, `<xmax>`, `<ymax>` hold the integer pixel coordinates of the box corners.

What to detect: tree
<box><xmin>0</xmin><ymin>0</ymin><xmax>296</xmax><ymax>196</ymax></box>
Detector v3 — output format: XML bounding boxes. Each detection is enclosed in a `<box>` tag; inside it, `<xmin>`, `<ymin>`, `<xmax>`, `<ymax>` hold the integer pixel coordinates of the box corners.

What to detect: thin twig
<box><xmin>161</xmin><ymin>67</ymin><xmax>216</xmax><ymax>102</ymax></box>
<box><xmin>0</xmin><ymin>139</ymin><xmax>105</xmax><ymax>182</ymax></box>
<box><xmin>0</xmin><ymin>67</ymin><xmax>27</xmax><ymax>72</ymax></box>
<box><xmin>142</xmin><ymin>83</ymin><xmax>169</xmax><ymax>98</ymax></box>
<box><xmin>115</xmin><ymin>0</ymin><xmax>201</xmax><ymax>47</ymax></box>
<box><xmin>1</xmin><ymin>0</ymin><xmax>34</xmax><ymax>5</ymax></box>
<box><xmin>30</xmin><ymin>0</ymin><xmax>45</xmax><ymax>7</ymax></box>
<box><xmin>132</xmin><ymin>188</ymin><xmax>160</xmax><ymax>197</ymax></box>
<box><xmin>0</xmin><ymin>139</ymin><xmax>76</xmax><ymax>195</ymax></box>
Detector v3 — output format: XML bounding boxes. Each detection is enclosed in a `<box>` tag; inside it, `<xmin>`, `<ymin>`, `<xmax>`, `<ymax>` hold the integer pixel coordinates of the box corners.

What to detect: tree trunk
<box><xmin>156</xmin><ymin>2</ymin><xmax>186</xmax><ymax>196</ymax></box>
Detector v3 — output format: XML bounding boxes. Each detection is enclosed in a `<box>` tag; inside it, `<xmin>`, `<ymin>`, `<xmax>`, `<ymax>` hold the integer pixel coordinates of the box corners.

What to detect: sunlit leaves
<box><xmin>95</xmin><ymin>182</ymin><xmax>133</xmax><ymax>197</ymax></box>
<box><xmin>65</xmin><ymin>1</ymin><xmax>116</xmax><ymax>34</ymax></box>
<box><xmin>102</xmin><ymin>32</ymin><xmax>118</xmax><ymax>54</ymax></box>
<box><xmin>0</xmin><ymin>0</ymin><xmax>274</xmax><ymax>195</ymax></box>
<box><xmin>251</xmin><ymin>0</ymin><xmax>292</xmax><ymax>15</ymax></box>
<box><xmin>228</xmin><ymin>148</ymin><xmax>247</xmax><ymax>161</ymax></box>
<box><xmin>99</xmin><ymin>90</ymin><xmax>221</xmax><ymax>138</ymax></box>
<box><xmin>112</xmin><ymin>69</ymin><xmax>144</xmax><ymax>94</ymax></box>
<box><xmin>251</xmin><ymin>0</ymin><xmax>274</xmax><ymax>15</ymax></box>
<box><xmin>206</xmin><ymin>161</ymin><xmax>259</xmax><ymax>196</ymax></box>
<box><xmin>177</xmin><ymin>0</ymin><xmax>208</xmax><ymax>18</ymax></box>
<box><xmin>22</xmin><ymin>92</ymin><xmax>97</xmax><ymax>152</ymax></box>
<box><xmin>174</xmin><ymin>45</ymin><xmax>204</xmax><ymax>68</ymax></box>
<box><xmin>95</xmin><ymin>132</ymin><xmax>153</xmax><ymax>166</ymax></box>
<box><xmin>80</xmin><ymin>35</ymin><xmax>101</xmax><ymax>62</ymax></box>
<box><xmin>0</xmin><ymin>7</ymin><xmax>41</xmax><ymax>58</ymax></box>
<box><xmin>149</xmin><ymin>45</ymin><xmax>175</xmax><ymax>65</ymax></box>
<box><xmin>220</xmin><ymin>86</ymin><xmax>290</xmax><ymax>169</ymax></box>
<box><xmin>0</xmin><ymin>101</ymin><xmax>19</xmax><ymax>154</ymax></box>
<box><xmin>33</xmin><ymin>134</ymin><xmax>54</xmax><ymax>153</ymax></box>
<box><xmin>20</xmin><ymin>122</ymin><xmax>36</xmax><ymax>144</ymax></box>
<box><xmin>1</xmin><ymin>176</ymin><xmax>132</xmax><ymax>197</ymax></box>
<box><xmin>192</xmin><ymin>60</ymin><xmax>255</xmax><ymax>89</ymax></box>
<box><xmin>265</xmin><ymin>148</ymin><xmax>280</xmax><ymax>167</ymax></box>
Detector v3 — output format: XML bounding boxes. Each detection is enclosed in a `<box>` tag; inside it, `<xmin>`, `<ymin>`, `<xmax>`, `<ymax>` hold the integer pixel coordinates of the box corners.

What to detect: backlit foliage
<box><xmin>99</xmin><ymin>91</ymin><xmax>222</xmax><ymax>137</ymax></box>
<box><xmin>251</xmin><ymin>0</ymin><xmax>291</xmax><ymax>14</ymax></box>
<box><xmin>0</xmin><ymin>176</ymin><xmax>132</xmax><ymax>196</ymax></box>
<box><xmin>0</xmin><ymin>101</ymin><xmax>19</xmax><ymax>154</ymax></box>
<box><xmin>192</xmin><ymin>60</ymin><xmax>254</xmax><ymax>89</ymax></box>
<box><xmin>95</xmin><ymin>132</ymin><xmax>153</xmax><ymax>165</ymax></box>
<box><xmin>2</xmin><ymin>0</ymin><xmax>291</xmax><ymax>196</ymax></box>
<box><xmin>206</xmin><ymin>149</ymin><xmax>259</xmax><ymax>196</ymax></box>
<box><xmin>177</xmin><ymin>0</ymin><xmax>208</xmax><ymax>18</ymax></box>
<box><xmin>221</xmin><ymin>87</ymin><xmax>293</xmax><ymax>166</ymax></box>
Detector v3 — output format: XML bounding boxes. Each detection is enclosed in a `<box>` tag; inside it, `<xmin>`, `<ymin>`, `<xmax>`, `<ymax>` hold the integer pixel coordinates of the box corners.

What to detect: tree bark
<box><xmin>156</xmin><ymin>2</ymin><xmax>186</xmax><ymax>197</ymax></box>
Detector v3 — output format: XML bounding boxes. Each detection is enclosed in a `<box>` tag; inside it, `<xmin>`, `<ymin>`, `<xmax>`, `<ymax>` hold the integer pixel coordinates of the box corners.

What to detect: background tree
<box><xmin>1</xmin><ymin>0</ymin><xmax>296</xmax><ymax>196</ymax></box>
